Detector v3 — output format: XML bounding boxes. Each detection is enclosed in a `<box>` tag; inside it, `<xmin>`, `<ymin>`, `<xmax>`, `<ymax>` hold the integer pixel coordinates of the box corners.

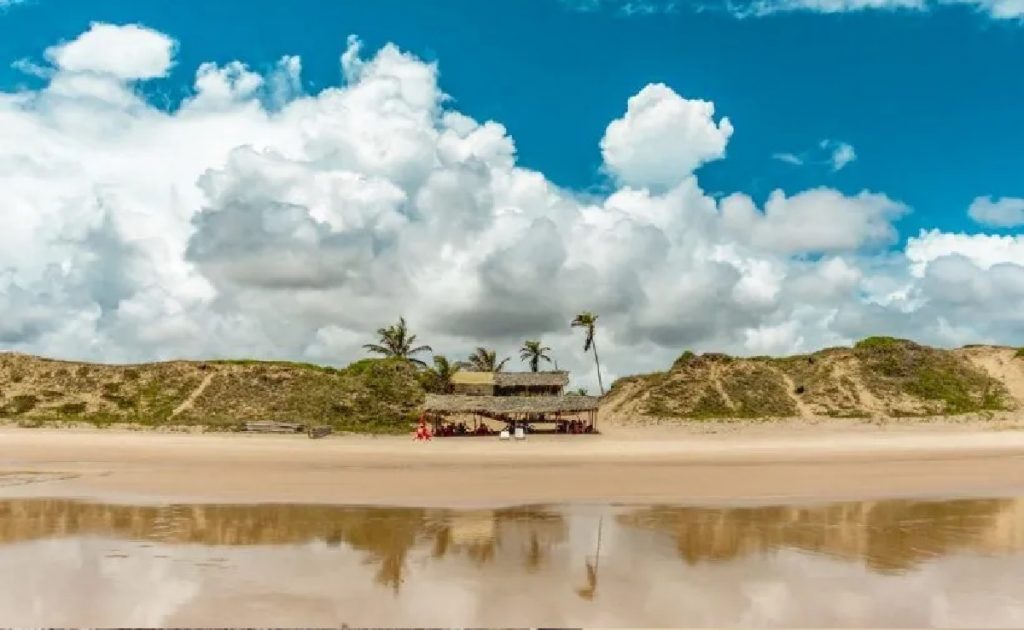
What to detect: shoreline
<box><xmin>3</xmin><ymin>408</ymin><xmax>1023</xmax><ymax>435</ymax></box>
<box><xmin>3</xmin><ymin>422</ymin><xmax>1024</xmax><ymax>508</ymax></box>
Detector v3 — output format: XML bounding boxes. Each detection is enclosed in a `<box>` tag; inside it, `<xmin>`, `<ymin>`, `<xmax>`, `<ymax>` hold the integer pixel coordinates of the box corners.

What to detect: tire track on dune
<box><xmin>710</xmin><ymin>364</ymin><xmax>736</xmax><ymax>412</ymax></box>
<box><xmin>774</xmin><ymin>368</ymin><xmax>814</xmax><ymax>418</ymax></box>
<box><xmin>833</xmin><ymin>360</ymin><xmax>885</xmax><ymax>417</ymax></box>
<box><xmin>170</xmin><ymin>370</ymin><xmax>217</xmax><ymax>419</ymax></box>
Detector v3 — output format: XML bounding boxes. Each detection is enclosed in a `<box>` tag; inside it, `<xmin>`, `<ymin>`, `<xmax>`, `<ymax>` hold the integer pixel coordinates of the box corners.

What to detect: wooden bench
<box><xmin>243</xmin><ymin>421</ymin><xmax>305</xmax><ymax>434</ymax></box>
<box><xmin>307</xmin><ymin>425</ymin><xmax>332</xmax><ymax>439</ymax></box>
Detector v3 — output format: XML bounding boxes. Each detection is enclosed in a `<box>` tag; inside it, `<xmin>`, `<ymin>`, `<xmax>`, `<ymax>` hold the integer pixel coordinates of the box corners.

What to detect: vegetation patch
<box><xmin>179</xmin><ymin>358</ymin><xmax>424</xmax><ymax>434</ymax></box>
<box><xmin>605</xmin><ymin>339</ymin><xmax>1017</xmax><ymax>422</ymax></box>
<box><xmin>631</xmin><ymin>353</ymin><xmax>793</xmax><ymax>419</ymax></box>
<box><xmin>0</xmin><ymin>353</ymin><xmax>423</xmax><ymax>433</ymax></box>
<box><xmin>851</xmin><ymin>337</ymin><xmax>1010</xmax><ymax>415</ymax></box>
<box><xmin>5</xmin><ymin>395</ymin><xmax>38</xmax><ymax>415</ymax></box>
<box><xmin>720</xmin><ymin>362</ymin><xmax>796</xmax><ymax>417</ymax></box>
<box><xmin>57</xmin><ymin>401</ymin><xmax>87</xmax><ymax>415</ymax></box>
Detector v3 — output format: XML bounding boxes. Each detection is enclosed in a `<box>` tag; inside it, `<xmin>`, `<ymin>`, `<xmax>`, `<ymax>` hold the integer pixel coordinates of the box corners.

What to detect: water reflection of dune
<box><xmin>0</xmin><ymin>500</ymin><xmax>567</xmax><ymax>591</ymax></box>
<box><xmin>617</xmin><ymin>498</ymin><xmax>1024</xmax><ymax>573</ymax></box>
<box><xmin>0</xmin><ymin>500</ymin><xmax>429</xmax><ymax>546</ymax></box>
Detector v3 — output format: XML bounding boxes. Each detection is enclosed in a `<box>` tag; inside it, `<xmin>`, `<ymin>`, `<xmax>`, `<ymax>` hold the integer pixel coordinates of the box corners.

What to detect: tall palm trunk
<box><xmin>591</xmin><ymin>336</ymin><xmax>605</xmax><ymax>395</ymax></box>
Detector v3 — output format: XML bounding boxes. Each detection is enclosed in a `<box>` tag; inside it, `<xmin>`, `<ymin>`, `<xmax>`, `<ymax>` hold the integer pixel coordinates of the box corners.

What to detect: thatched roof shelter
<box><xmin>450</xmin><ymin>371</ymin><xmax>569</xmax><ymax>387</ymax></box>
<box><xmin>450</xmin><ymin>370</ymin><xmax>570</xmax><ymax>396</ymax></box>
<box><xmin>424</xmin><ymin>394</ymin><xmax>599</xmax><ymax>414</ymax></box>
<box><xmin>493</xmin><ymin>371</ymin><xmax>569</xmax><ymax>388</ymax></box>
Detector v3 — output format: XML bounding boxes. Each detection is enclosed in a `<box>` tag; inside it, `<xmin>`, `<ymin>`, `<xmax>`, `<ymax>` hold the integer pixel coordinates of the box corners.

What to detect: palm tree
<box><xmin>363</xmin><ymin>317</ymin><xmax>432</xmax><ymax>367</ymax></box>
<box><xmin>571</xmin><ymin>311</ymin><xmax>604</xmax><ymax>395</ymax></box>
<box><xmin>519</xmin><ymin>340</ymin><xmax>553</xmax><ymax>373</ymax></box>
<box><xmin>427</xmin><ymin>355</ymin><xmax>460</xmax><ymax>393</ymax></box>
<box><xmin>575</xmin><ymin>516</ymin><xmax>603</xmax><ymax>601</ymax></box>
<box><xmin>463</xmin><ymin>347</ymin><xmax>510</xmax><ymax>372</ymax></box>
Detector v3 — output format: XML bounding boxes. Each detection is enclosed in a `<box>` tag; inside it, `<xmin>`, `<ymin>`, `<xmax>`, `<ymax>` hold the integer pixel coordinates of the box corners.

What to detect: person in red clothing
<box><xmin>414</xmin><ymin>414</ymin><xmax>432</xmax><ymax>441</ymax></box>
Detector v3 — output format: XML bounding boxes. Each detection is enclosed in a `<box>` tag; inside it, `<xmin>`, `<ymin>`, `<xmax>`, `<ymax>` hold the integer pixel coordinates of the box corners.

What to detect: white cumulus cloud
<box><xmin>825</xmin><ymin>140</ymin><xmax>857</xmax><ymax>171</ymax></box>
<box><xmin>0</xmin><ymin>25</ymin><xmax>1022</xmax><ymax>390</ymax></box>
<box><xmin>721</xmin><ymin>188</ymin><xmax>906</xmax><ymax>254</ymax></box>
<box><xmin>44</xmin><ymin>22</ymin><xmax>177</xmax><ymax>80</ymax></box>
<box><xmin>968</xmin><ymin>196</ymin><xmax>1024</xmax><ymax>228</ymax></box>
<box><xmin>600</xmin><ymin>83</ymin><xmax>733</xmax><ymax>189</ymax></box>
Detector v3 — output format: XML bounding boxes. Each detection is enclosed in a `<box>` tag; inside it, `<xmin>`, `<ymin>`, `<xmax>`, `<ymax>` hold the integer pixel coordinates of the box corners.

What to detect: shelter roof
<box><xmin>424</xmin><ymin>393</ymin><xmax>599</xmax><ymax>414</ymax></box>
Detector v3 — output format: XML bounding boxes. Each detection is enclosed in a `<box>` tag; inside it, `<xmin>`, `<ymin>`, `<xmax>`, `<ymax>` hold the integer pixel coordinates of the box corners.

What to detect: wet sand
<box><xmin>4</xmin><ymin>423</ymin><xmax>1024</xmax><ymax>506</ymax></box>
<box><xmin>4</xmin><ymin>497</ymin><xmax>1024</xmax><ymax>626</ymax></box>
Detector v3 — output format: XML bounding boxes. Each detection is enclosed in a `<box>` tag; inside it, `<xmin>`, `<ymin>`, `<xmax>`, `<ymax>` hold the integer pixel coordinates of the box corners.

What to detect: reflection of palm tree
<box><xmin>466</xmin><ymin>541</ymin><xmax>497</xmax><ymax>564</ymax></box>
<box><xmin>576</xmin><ymin>516</ymin><xmax>603</xmax><ymax>600</ymax></box>
<box><xmin>525</xmin><ymin>533</ymin><xmax>543</xmax><ymax>572</ymax></box>
<box><xmin>431</xmin><ymin>527</ymin><xmax>451</xmax><ymax>558</ymax></box>
<box><xmin>337</xmin><ymin>508</ymin><xmax>431</xmax><ymax>593</ymax></box>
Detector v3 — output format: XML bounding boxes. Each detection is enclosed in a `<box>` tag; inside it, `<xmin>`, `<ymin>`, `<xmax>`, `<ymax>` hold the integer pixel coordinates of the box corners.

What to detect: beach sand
<box><xmin>4</xmin><ymin>418</ymin><xmax>1024</xmax><ymax>507</ymax></box>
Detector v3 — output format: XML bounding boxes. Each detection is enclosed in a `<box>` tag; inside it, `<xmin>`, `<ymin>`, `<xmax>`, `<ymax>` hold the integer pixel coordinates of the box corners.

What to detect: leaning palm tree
<box><xmin>519</xmin><ymin>340</ymin><xmax>553</xmax><ymax>373</ymax></box>
<box><xmin>575</xmin><ymin>516</ymin><xmax>603</xmax><ymax>601</ymax></box>
<box><xmin>463</xmin><ymin>347</ymin><xmax>510</xmax><ymax>372</ymax></box>
<box><xmin>362</xmin><ymin>316</ymin><xmax>432</xmax><ymax>367</ymax></box>
<box><xmin>427</xmin><ymin>355</ymin><xmax>460</xmax><ymax>393</ymax></box>
<box><xmin>571</xmin><ymin>311</ymin><xmax>604</xmax><ymax>395</ymax></box>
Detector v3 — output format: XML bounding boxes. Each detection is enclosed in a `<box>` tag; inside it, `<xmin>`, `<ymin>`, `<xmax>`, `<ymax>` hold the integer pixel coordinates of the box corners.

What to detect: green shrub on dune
<box><xmin>0</xmin><ymin>334</ymin><xmax>1019</xmax><ymax>430</ymax></box>
<box><xmin>852</xmin><ymin>337</ymin><xmax>1010</xmax><ymax>415</ymax></box>
<box><xmin>0</xmin><ymin>354</ymin><xmax>425</xmax><ymax>433</ymax></box>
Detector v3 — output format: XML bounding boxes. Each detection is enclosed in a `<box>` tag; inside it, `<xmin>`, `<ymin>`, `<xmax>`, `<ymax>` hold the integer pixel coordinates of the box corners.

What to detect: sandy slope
<box><xmin>960</xmin><ymin>345</ymin><xmax>1024</xmax><ymax>403</ymax></box>
<box><xmin>4</xmin><ymin>422</ymin><xmax>1024</xmax><ymax>507</ymax></box>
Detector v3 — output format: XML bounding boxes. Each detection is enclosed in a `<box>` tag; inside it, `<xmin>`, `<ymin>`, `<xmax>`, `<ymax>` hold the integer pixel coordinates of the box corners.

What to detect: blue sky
<box><xmin>1</xmin><ymin>0</ymin><xmax>1024</xmax><ymax>380</ymax></box>
<box><xmin>2</xmin><ymin>0</ymin><xmax>1022</xmax><ymax>239</ymax></box>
